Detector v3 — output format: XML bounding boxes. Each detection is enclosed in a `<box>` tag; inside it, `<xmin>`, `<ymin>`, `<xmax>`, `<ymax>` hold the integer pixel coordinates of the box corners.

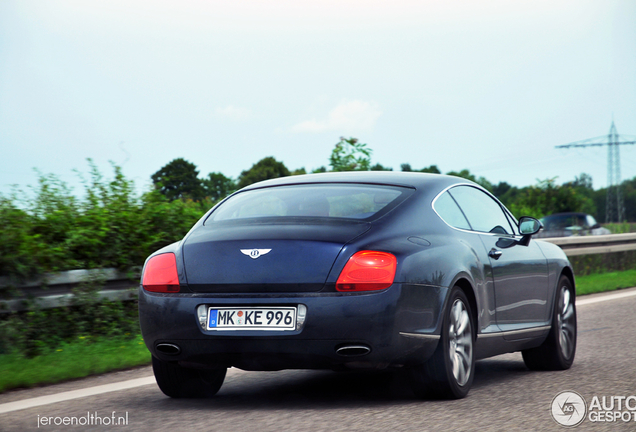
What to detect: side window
<box><xmin>433</xmin><ymin>191</ymin><xmax>471</xmax><ymax>230</ymax></box>
<box><xmin>448</xmin><ymin>186</ymin><xmax>514</xmax><ymax>235</ymax></box>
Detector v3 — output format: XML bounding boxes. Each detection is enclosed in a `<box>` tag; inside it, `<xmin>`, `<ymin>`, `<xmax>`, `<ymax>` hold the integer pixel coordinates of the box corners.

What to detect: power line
<box><xmin>555</xmin><ymin>121</ymin><xmax>636</xmax><ymax>223</ymax></box>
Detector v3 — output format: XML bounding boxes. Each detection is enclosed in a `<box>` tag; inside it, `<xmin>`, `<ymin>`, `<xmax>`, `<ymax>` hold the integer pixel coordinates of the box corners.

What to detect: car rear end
<box><xmin>139</xmin><ymin>180</ymin><xmax>441</xmax><ymax>372</ymax></box>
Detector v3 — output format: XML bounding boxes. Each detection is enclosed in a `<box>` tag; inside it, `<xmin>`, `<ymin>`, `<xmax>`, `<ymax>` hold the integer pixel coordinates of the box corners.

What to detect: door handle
<box><xmin>488</xmin><ymin>249</ymin><xmax>503</xmax><ymax>260</ymax></box>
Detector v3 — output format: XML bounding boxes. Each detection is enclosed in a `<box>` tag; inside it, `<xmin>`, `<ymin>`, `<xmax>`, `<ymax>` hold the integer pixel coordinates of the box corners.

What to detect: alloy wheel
<box><xmin>557</xmin><ymin>286</ymin><xmax>576</xmax><ymax>360</ymax></box>
<box><xmin>448</xmin><ymin>299</ymin><xmax>473</xmax><ymax>386</ymax></box>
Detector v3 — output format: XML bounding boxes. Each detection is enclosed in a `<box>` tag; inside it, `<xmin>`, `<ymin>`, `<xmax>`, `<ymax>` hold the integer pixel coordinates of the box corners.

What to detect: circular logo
<box><xmin>551</xmin><ymin>391</ymin><xmax>587</xmax><ymax>427</ymax></box>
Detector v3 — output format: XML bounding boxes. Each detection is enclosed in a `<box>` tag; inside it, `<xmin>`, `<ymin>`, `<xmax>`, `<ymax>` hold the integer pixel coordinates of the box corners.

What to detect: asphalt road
<box><xmin>1</xmin><ymin>288</ymin><xmax>635</xmax><ymax>432</ymax></box>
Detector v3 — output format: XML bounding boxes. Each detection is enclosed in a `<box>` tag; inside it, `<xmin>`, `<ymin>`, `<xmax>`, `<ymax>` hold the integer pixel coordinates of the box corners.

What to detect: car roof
<box><xmin>241</xmin><ymin>171</ymin><xmax>473</xmax><ymax>191</ymax></box>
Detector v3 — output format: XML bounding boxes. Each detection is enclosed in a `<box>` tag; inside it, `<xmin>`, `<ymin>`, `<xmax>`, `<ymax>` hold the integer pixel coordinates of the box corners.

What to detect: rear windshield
<box><xmin>207</xmin><ymin>184</ymin><xmax>410</xmax><ymax>222</ymax></box>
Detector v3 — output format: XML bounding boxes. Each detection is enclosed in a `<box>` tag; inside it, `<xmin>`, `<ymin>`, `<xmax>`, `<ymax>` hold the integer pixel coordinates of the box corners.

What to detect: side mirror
<box><xmin>496</xmin><ymin>216</ymin><xmax>543</xmax><ymax>249</ymax></box>
<box><xmin>519</xmin><ymin>216</ymin><xmax>542</xmax><ymax>235</ymax></box>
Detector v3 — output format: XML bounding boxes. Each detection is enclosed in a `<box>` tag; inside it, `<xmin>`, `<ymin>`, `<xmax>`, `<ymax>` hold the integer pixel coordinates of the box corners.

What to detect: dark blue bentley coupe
<box><xmin>139</xmin><ymin>172</ymin><xmax>577</xmax><ymax>399</ymax></box>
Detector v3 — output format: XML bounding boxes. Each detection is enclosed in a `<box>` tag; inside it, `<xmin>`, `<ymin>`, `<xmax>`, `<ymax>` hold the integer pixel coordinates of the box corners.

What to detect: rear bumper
<box><xmin>139</xmin><ymin>283</ymin><xmax>447</xmax><ymax>370</ymax></box>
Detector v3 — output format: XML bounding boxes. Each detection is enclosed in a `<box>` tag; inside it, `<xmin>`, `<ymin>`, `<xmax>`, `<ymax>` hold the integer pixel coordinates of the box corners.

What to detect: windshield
<box><xmin>207</xmin><ymin>184</ymin><xmax>409</xmax><ymax>222</ymax></box>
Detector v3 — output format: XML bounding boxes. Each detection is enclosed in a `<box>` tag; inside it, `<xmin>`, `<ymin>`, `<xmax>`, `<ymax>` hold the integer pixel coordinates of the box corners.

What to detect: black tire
<box><xmin>522</xmin><ymin>275</ymin><xmax>577</xmax><ymax>371</ymax></box>
<box><xmin>152</xmin><ymin>356</ymin><xmax>227</xmax><ymax>398</ymax></box>
<box><xmin>410</xmin><ymin>287</ymin><xmax>475</xmax><ymax>399</ymax></box>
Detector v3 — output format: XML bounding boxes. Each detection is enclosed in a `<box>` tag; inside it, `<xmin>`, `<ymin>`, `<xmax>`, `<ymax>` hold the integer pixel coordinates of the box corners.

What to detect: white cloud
<box><xmin>214</xmin><ymin>105</ymin><xmax>252</xmax><ymax>121</ymax></box>
<box><xmin>291</xmin><ymin>100</ymin><xmax>382</xmax><ymax>133</ymax></box>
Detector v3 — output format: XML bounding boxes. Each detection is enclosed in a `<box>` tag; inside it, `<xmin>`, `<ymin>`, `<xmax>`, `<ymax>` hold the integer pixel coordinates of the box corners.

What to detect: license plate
<box><xmin>207</xmin><ymin>307</ymin><xmax>297</xmax><ymax>331</ymax></box>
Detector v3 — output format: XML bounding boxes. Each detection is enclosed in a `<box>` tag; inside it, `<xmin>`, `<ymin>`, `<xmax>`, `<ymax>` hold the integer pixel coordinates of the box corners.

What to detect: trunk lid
<box><xmin>182</xmin><ymin>219</ymin><xmax>370</xmax><ymax>293</ymax></box>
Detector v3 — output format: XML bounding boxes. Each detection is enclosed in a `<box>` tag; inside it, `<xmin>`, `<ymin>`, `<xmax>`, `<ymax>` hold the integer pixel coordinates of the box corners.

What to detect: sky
<box><xmin>1</xmin><ymin>0</ymin><xmax>635</xmax><ymax>197</ymax></box>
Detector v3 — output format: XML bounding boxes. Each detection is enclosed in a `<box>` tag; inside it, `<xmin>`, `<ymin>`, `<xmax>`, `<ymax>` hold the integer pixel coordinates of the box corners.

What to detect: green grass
<box><xmin>0</xmin><ymin>270</ymin><xmax>635</xmax><ymax>394</ymax></box>
<box><xmin>0</xmin><ymin>334</ymin><xmax>150</xmax><ymax>393</ymax></box>
<box><xmin>575</xmin><ymin>269</ymin><xmax>636</xmax><ymax>296</ymax></box>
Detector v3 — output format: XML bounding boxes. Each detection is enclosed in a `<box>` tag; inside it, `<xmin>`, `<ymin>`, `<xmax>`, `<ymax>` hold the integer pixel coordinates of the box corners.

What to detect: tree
<box><xmin>506</xmin><ymin>178</ymin><xmax>595</xmax><ymax>219</ymax></box>
<box><xmin>203</xmin><ymin>172</ymin><xmax>236</xmax><ymax>202</ymax></box>
<box><xmin>621</xmin><ymin>177</ymin><xmax>636</xmax><ymax>223</ymax></box>
<box><xmin>492</xmin><ymin>181</ymin><xmax>513</xmax><ymax>198</ymax></box>
<box><xmin>329</xmin><ymin>137</ymin><xmax>372</xmax><ymax>171</ymax></box>
<box><xmin>571</xmin><ymin>173</ymin><xmax>594</xmax><ymax>190</ymax></box>
<box><xmin>401</xmin><ymin>163</ymin><xmax>440</xmax><ymax>174</ymax></box>
<box><xmin>370</xmin><ymin>163</ymin><xmax>393</xmax><ymax>171</ymax></box>
<box><xmin>566</xmin><ymin>173</ymin><xmax>597</xmax><ymax>217</ymax></box>
<box><xmin>291</xmin><ymin>168</ymin><xmax>307</xmax><ymax>176</ymax></box>
<box><xmin>592</xmin><ymin>175</ymin><xmax>636</xmax><ymax>223</ymax></box>
<box><xmin>151</xmin><ymin>158</ymin><xmax>205</xmax><ymax>201</ymax></box>
<box><xmin>421</xmin><ymin>165</ymin><xmax>441</xmax><ymax>174</ymax></box>
<box><xmin>237</xmin><ymin>157</ymin><xmax>291</xmax><ymax>189</ymax></box>
<box><xmin>446</xmin><ymin>169</ymin><xmax>492</xmax><ymax>191</ymax></box>
<box><xmin>492</xmin><ymin>182</ymin><xmax>522</xmax><ymax>210</ymax></box>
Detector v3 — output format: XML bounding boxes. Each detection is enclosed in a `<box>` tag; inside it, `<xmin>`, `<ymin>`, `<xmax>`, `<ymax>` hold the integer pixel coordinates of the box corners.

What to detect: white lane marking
<box><xmin>0</xmin><ymin>377</ymin><xmax>156</xmax><ymax>414</ymax></box>
<box><xmin>1</xmin><ymin>289</ymin><xmax>634</xmax><ymax>415</ymax></box>
<box><xmin>0</xmin><ymin>368</ymin><xmax>244</xmax><ymax>415</ymax></box>
<box><xmin>577</xmin><ymin>288</ymin><xmax>636</xmax><ymax>306</ymax></box>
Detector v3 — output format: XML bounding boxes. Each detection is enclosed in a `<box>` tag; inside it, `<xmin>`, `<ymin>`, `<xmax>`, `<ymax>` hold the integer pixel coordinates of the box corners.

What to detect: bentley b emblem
<box><xmin>240</xmin><ymin>249</ymin><xmax>272</xmax><ymax>259</ymax></box>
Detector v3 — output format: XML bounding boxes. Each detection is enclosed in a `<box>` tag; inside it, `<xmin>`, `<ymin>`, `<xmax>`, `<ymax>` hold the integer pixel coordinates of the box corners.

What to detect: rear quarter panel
<box><xmin>329</xmin><ymin>193</ymin><xmax>495</xmax><ymax>334</ymax></box>
<box><xmin>534</xmin><ymin>239</ymin><xmax>575</xmax><ymax>317</ymax></box>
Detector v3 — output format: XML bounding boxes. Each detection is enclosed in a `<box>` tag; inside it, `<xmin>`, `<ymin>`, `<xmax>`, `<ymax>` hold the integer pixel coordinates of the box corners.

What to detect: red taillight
<box><xmin>142</xmin><ymin>253</ymin><xmax>180</xmax><ymax>293</ymax></box>
<box><xmin>336</xmin><ymin>251</ymin><xmax>397</xmax><ymax>292</ymax></box>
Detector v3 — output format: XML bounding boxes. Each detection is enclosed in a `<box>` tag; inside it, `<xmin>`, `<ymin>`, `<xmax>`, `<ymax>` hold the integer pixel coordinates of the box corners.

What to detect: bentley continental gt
<box><xmin>139</xmin><ymin>172</ymin><xmax>577</xmax><ymax>399</ymax></box>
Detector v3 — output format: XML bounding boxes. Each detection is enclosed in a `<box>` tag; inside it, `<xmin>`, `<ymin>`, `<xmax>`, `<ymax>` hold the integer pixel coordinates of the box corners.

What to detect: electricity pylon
<box><xmin>556</xmin><ymin>121</ymin><xmax>636</xmax><ymax>223</ymax></box>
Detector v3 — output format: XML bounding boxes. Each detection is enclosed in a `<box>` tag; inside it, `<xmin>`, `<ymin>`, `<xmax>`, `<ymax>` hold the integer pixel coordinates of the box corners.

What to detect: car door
<box><xmin>448</xmin><ymin>185</ymin><xmax>549</xmax><ymax>332</ymax></box>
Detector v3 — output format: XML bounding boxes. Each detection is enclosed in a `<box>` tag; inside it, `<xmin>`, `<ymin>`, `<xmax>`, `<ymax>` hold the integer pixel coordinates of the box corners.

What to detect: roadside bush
<box><xmin>569</xmin><ymin>250</ymin><xmax>636</xmax><ymax>277</ymax></box>
<box><xmin>604</xmin><ymin>222</ymin><xmax>636</xmax><ymax>234</ymax></box>
<box><xmin>0</xmin><ymin>197</ymin><xmax>49</xmax><ymax>283</ymax></box>
<box><xmin>0</xmin><ymin>271</ymin><xmax>140</xmax><ymax>357</ymax></box>
<box><xmin>0</xmin><ymin>160</ymin><xmax>211</xmax><ymax>279</ymax></box>
<box><xmin>0</xmin><ymin>161</ymin><xmax>213</xmax><ymax>357</ymax></box>
<box><xmin>0</xmin><ymin>298</ymin><xmax>140</xmax><ymax>357</ymax></box>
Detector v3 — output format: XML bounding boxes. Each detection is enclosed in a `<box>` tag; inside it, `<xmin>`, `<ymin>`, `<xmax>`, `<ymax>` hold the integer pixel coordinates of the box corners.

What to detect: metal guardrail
<box><xmin>540</xmin><ymin>233</ymin><xmax>636</xmax><ymax>256</ymax></box>
<box><xmin>1</xmin><ymin>234</ymin><xmax>635</xmax><ymax>312</ymax></box>
<box><xmin>0</xmin><ymin>268</ymin><xmax>139</xmax><ymax>313</ymax></box>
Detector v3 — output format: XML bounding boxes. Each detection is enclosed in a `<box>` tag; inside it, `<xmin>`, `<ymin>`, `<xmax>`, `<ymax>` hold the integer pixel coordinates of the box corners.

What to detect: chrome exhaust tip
<box><xmin>155</xmin><ymin>343</ymin><xmax>181</xmax><ymax>355</ymax></box>
<box><xmin>335</xmin><ymin>344</ymin><xmax>371</xmax><ymax>357</ymax></box>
